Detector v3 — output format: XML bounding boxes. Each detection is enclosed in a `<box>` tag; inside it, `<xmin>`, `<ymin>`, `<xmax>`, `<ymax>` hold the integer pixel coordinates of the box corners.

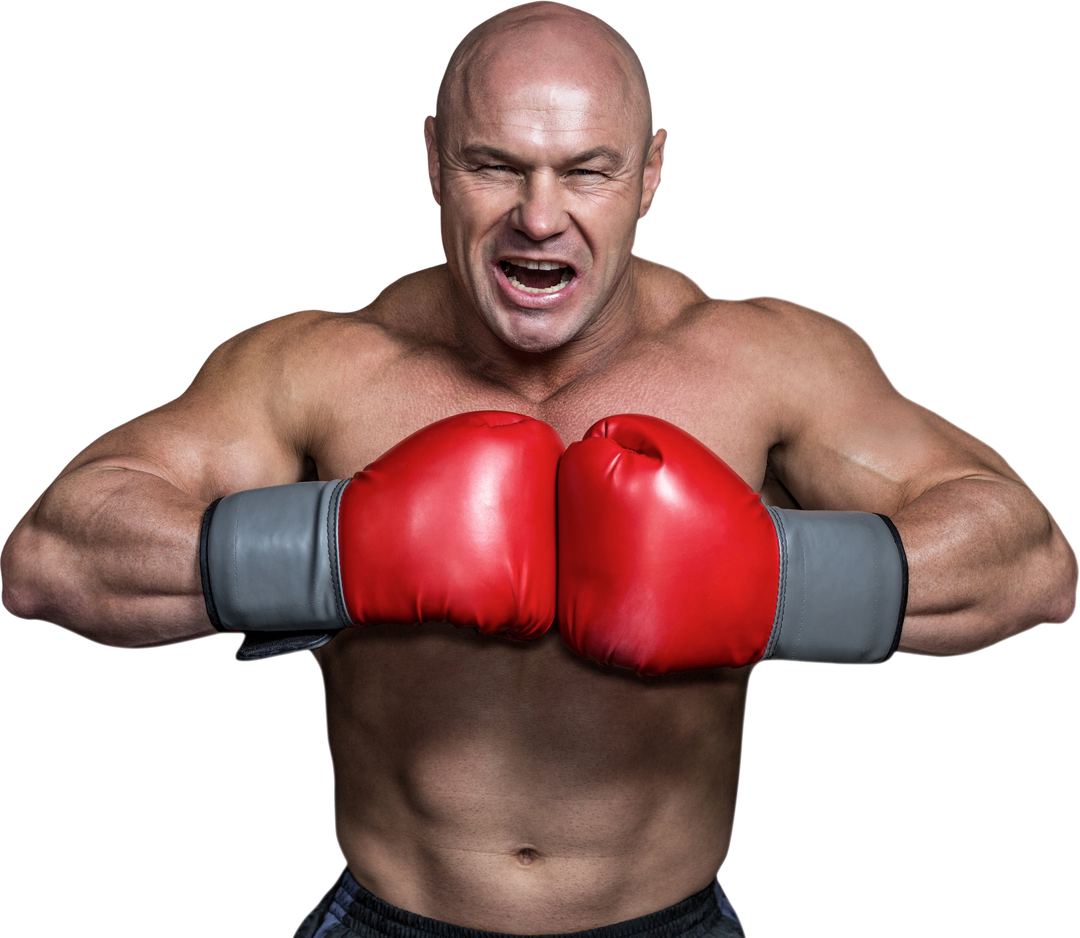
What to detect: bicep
<box><xmin>767</xmin><ymin>321</ymin><xmax>1016</xmax><ymax>513</ymax></box>
<box><xmin>55</xmin><ymin>348</ymin><xmax>307</xmax><ymax>503</ymax></box>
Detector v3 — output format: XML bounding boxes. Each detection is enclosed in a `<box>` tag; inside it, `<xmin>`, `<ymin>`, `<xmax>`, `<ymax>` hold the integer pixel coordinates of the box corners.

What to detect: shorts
<box><xmin>294</xmin><ymin>869</ymin><xmax>745</xmax><ymax>938</ymax></box>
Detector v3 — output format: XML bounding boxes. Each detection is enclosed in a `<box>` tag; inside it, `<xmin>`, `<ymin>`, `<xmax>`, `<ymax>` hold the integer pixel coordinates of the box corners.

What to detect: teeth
<box><xmin>506</xmin><ymin>258</ymin><xmax>566</xmax><ymax>271</ymax></box>
<box><xmin>505</xmin><ymin>266</ymin><xmax>575</xmax><ymax>294</ymax></box>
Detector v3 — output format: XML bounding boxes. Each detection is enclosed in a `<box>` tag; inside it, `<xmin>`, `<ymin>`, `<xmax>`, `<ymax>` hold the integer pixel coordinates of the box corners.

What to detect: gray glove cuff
<box><xmin>763</xmin><ymin>508</ymin><xmax>907</xmax><ymax>663</ymax></box>
<box><xmin>200</xmin><ymin>481</ymin><xmax>354</xmax><ymax>652</ymax></box>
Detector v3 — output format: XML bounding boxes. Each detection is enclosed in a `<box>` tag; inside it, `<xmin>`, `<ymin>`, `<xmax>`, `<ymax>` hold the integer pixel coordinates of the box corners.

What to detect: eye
<box><xmin>479</xmin><ymin>164</ymin><xmax>516</xmax><ymax>174</ymax></box>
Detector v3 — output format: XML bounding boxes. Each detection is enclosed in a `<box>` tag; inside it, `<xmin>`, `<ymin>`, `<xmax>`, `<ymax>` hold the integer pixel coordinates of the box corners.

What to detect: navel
<box><xmin>515</xmin><ymin>846</ymin><xmax>540</xmax><ymax>866</ymax></box>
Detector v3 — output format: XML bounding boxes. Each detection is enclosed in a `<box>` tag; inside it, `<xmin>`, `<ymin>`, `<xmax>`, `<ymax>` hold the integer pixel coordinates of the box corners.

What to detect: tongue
<box><xmin>508</xmin><ymin>264</ymin><xmax>565</xmax><ymax>289</ymax></box>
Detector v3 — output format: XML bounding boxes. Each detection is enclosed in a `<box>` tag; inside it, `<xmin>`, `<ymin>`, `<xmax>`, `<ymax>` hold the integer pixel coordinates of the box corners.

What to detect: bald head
<box><xmin>435</xmin><ymin>3</ymin><xmax>652</xmax><ymax>155</ymax></box>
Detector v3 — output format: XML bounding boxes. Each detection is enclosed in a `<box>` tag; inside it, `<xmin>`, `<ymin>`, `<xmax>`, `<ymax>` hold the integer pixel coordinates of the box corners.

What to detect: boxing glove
<box><xmin>557</xmin><ymin>414</ymin><xmax>907</xmax><ymax>674</ymax></box>
<box><xmin>201</xmin><ymin>411</ymin><xmax>564</xmax><ymax>660</ymax></box>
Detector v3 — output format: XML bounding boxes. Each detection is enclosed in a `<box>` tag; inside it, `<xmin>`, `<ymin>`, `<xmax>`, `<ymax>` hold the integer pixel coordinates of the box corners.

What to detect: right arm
<box><xmin>1</xmin><ymin>322</ymin><xmax>312</xmax><ymax>647</ymax></box>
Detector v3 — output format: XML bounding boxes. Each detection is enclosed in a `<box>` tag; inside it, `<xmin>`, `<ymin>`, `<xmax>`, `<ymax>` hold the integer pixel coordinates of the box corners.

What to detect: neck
<box><xmin>445</xmin><ymin>263</ymin><xmax>641</xmax><ymax>404</ymax></box>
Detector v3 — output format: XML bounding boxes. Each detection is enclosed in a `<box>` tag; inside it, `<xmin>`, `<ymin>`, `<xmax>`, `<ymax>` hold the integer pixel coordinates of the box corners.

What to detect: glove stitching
<box><xmin>199</xmin><ymin>498</ymin><xmax>226</xmax><ymax>630</ymax></box>
<box><xmin>765</xmin><ymin>507</ymin><xmax>787</xmax><ymax>660</ymax></box>
<box><xmin>866</xmin><ymin>523</ymin><xmax>879</xmax><ymax>658</ymax></box>
<box><xmin>231</xmin><ymin>492</ymin><xmax>244</xmax><ymax>619</ymax></box>
<box><xmin>797</xmin><ymin>523</ymin><xmax>807</xmax><ymax>657</ymax></box>
<box><xmin>327</xmin><ymin>479</ymin><xmax>353</xmax><ymax>628</ymax></box>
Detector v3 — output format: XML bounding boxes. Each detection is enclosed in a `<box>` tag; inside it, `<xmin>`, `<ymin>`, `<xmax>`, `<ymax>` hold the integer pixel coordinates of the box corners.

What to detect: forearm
<box><xmin>2</xmin><ymin>463</ymin><xmax>213</xmax><ymax>647</ymax></box>
<box><xmin>894</xmin><ymin>477</ymin><xmax>1076</xmax><ymax>655</ymax></box>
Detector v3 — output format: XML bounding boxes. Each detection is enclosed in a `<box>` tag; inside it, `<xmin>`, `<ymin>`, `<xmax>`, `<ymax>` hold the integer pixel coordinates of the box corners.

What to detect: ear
<box><xmin>638</xmin><ymin>128</ymin><xmax>667</xmax><ymax>219</ymax></box>
<box><xmin>424</xmin><ymin>116</ymin><xmax>442</xmax><ymax>205</ymax></box>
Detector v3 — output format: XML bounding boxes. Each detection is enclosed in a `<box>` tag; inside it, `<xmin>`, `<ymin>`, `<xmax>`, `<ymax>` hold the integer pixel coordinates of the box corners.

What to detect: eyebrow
<box><xmin>460</xmin><ymin>144</ymin><xmax>627</xmax><ymax>169</ymax></box>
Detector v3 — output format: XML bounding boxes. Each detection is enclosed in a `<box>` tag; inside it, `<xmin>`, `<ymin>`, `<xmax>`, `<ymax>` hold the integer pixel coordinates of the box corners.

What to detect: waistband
<box><xmin>310</xmin><ymin>870</ymin><xmax>740</xmax><ymax>938</ymax></box>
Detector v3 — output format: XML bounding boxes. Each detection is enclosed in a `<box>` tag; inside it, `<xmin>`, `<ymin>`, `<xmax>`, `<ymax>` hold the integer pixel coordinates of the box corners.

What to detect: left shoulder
<box><xmin>629</xmin><ymin>270</ymin><xmax>900</xmax><ymax>414</ymax></box>
<box><xmin>740</xmin><ymin>296</ymin><xmax>883</xmax><ymax>367</ymax></box>
<box><xmin>733</xmin><ymin>298</ymin><xmax>980</xmax><ymax>509</ymax></box>
<box><xmin>681</xmin><ymin>296</ymin><xmax>894</xmax><ymax>399</ymax></box>
<box><xmin>671</xmin><ymin>295</ymin><xmax>905</xmax><ymax>450</ymax></box>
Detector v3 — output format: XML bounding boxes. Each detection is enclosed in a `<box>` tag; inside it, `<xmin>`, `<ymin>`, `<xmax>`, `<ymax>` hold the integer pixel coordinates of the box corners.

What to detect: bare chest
<box><xmin>309</xmin><ymin>330</ymin><xmax>779</xmax><ymax>492</ymax></box>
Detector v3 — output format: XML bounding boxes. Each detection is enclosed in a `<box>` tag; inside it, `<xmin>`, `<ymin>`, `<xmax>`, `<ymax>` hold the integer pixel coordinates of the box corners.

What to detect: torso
<box><xmin>302</xmin><ymin>259</ymin><xmax>794</xmax><ymax>932</ymax></box>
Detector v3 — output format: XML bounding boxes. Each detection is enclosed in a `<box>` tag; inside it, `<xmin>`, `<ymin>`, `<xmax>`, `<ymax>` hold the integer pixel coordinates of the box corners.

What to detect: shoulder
<box><xmin>739</xmin><ymin>296</ymin><xmax>875</xmax><ymax>355</ymax></box>
<box><xmin>194</xmin><ymin>271</ymin><xmax>445</xmax><ymax>395</ymax></box>
<box><xmin>652</xmin><ymin>293</ymin><xmax>901</xmax><ymax>452</ymax></box>
<box><xmin>668</xmin><ymin>294</ymin><xmax>885</xmax><ymax>378</ymax></box>
<box><xmin>735</xmin><ymin>297</ymin><xmax>894</xmax><ymax>403</ymax></box>
<box><xmin>630</xmin><ymin>260</ymin><xmax>886</xmax><ymax>381</ymax></box>
<box><xmin>202</xmin><ymin>308</ymin><xmax>398</xmax><ymax>376</ymax></box>
<box><xmin>669</xmin><ymin>293</ymin><xmax>852</xmax><ymax>340</ymax></box>
<box><xmin>182</xmin><ymin>268</ymin><xmax>453</xmax><ymax>436</ymax></box>
<box><xmin>206</xmin><ymin>263</ymin><xmax>450</xmax><ymax>356</ymax></box>
<box><xmin>44</xmin><ymin>275</ymin><xmax>450</xmax><ymax>493</ymax></box>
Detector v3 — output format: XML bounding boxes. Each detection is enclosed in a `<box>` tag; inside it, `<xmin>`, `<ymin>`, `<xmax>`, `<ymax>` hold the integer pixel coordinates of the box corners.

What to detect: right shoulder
<box><xmin>197</xmin><ymin>307</ymin><xmax>403</xmax><ymax>385</ymax></box>
<box><xmin>44</xmin><ymin>306</ymin><xmax>409</xmax><ymax>496</ymax></box>
<box><xmin>42</xmin><ymin>279</ymin><xmax>448</xmax><ymax>497</ymax></box>
<box><xmin>172</xmin><ymin>307</ymin><xmax>410</xmax><ymax>457</ymax></box>
<box><xmin>200</xmin><ymin>263</ymin><xmax>452</xmax><ymax>377</ymax></box>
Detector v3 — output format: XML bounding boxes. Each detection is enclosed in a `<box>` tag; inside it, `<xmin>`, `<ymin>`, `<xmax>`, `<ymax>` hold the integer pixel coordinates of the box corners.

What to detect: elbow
<box><xmin>2</xmin><ymin>574</ymin><xmax>149</xmax><ymax>648</ymax></box>
<box><xmin>2</xmin><ymin>581</ymin><xmax>43</xmax><ymax>622</ymax></box>
<box><xmin>1</xmin><ymin>525</ymin><xmax>49</xmax><ymax>621</ymax></box>
<box><xmin>3</xmin><ymin>515</ymin><xmax>206</xmax><ymax>650</ymax></box>
<box><xmin>1013</xmin><ymin>511</ymin><xmax>1078</xmax><ymax>628</ymax></box>
<box><xmin>2</xmin><ymin>583</ymin><xmax>40</xmax><ymax>621</ymax></box>
<box><xmin>0</xmin><ymin>522</ymin><xmax>100</xmax><ymax>639</ymax></box>
<box><xmin>1044</xmin><ymin>536</ymin><xmax>1077</xmax><ymax>624</ymax></box>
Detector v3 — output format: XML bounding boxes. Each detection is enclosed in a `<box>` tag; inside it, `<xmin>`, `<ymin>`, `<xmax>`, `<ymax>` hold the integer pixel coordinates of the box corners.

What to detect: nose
<box><xmin>510</xmin><ymin>170</ymin><xmax>570</xmax><ymax>242</ymax></box>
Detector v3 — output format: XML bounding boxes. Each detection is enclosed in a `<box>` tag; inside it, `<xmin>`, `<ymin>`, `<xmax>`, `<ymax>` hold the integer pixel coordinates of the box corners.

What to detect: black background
<box><xmin>6</xmin><ymin>3</ymin><xmax>1071</xmax><ymax>932</ymax></box>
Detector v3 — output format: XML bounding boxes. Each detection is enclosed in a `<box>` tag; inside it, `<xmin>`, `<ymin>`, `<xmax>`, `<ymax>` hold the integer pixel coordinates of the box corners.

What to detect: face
<box><xmin>426</xmin><ymin>55</ymin><xmax>664</xmax><ymax>354</ymax></box>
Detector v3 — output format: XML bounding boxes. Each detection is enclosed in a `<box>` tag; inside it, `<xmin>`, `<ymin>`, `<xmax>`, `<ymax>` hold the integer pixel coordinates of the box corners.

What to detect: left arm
<box><xmin>763</xmin><ymin>301</ymin><xmax>1076</xmax><ymax>655</ymax></box>
<box><xmin>889</xmin><ymin>455</ymin><xmax>1073</xmax><ymax>655</ymax></box>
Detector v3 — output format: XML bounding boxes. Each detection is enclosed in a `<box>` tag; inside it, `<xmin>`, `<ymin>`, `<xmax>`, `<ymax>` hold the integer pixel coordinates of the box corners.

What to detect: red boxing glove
<box><xmin>558</xmin><ymin>414</ymin><xmax>779</xmax><ymax>673</ymax></box>
<box><xmin>202</xmin><ymin>412</ymin><xmax>564</xmax><ymax>659</ymax></box>
<box><xmin>338</xmin><ymin>411</ymin><xmax>563</xmax><ymax>638</ymax></box>
<box><xmin>557</xmin><ymin>415</ymin><xmax>906</xmax><ymax>674</ymax></box>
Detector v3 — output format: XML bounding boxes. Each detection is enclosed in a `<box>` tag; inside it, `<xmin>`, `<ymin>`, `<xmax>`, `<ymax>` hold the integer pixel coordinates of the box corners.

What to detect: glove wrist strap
<box><xmin>200</xmin><ymin>480</ymin><xmax>352</xmax><ymax>659</ymax></box>
<box><xmin>764</xmin><ymin>508</ymin><xmax>907</xmax><ymax>663</ymax></box>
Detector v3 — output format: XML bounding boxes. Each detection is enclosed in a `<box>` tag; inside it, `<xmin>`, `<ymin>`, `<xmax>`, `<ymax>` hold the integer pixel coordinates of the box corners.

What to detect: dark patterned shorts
<box><xmin>295</xmin><ymin>870</ymin><xmax>745</xmax><ymax>938</ymax></box>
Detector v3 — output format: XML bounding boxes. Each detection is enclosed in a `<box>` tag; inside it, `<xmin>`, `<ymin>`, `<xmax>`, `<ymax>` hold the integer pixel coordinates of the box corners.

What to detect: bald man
<box><xmin>2</xmin><ymin>3</ymin><xmax>1075</xmax><ymax>937</ymax></box>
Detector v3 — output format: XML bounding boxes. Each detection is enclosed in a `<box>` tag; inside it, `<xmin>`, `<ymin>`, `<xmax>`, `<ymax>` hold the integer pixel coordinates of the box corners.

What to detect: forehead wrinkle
<box><xmin>459</xmin><ymin>141</ymin><xmax>631</xmax><ymax>172</ymax></box>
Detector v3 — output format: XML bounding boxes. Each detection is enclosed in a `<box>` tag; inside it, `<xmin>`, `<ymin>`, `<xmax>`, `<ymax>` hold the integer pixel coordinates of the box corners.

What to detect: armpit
<box><xmin>760</xmin><ymin>463</ymin><xmax>801</xmax><ymax>509</ymax></box>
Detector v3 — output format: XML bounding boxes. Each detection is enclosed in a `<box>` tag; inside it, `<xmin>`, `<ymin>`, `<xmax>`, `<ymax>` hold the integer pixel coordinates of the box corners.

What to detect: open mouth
<box><xmin>499</xmin><ymin>258</ymin><xmax>575</xmax><ymax>295</ymax></box>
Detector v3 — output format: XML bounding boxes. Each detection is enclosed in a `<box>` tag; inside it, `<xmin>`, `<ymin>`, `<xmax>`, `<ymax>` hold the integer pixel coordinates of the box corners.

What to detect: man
<box><xmin>4</xmin><ymin>3</ymin><xmax>1075</xmax><ymax>932</ymax></box>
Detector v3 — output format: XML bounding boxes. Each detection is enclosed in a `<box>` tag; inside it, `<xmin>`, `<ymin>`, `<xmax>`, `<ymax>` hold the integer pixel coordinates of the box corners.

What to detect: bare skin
<box><xmin>2</xmin><ymin>3</ymin><xmax>1075</xmax><ymax>933</ymax></box>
